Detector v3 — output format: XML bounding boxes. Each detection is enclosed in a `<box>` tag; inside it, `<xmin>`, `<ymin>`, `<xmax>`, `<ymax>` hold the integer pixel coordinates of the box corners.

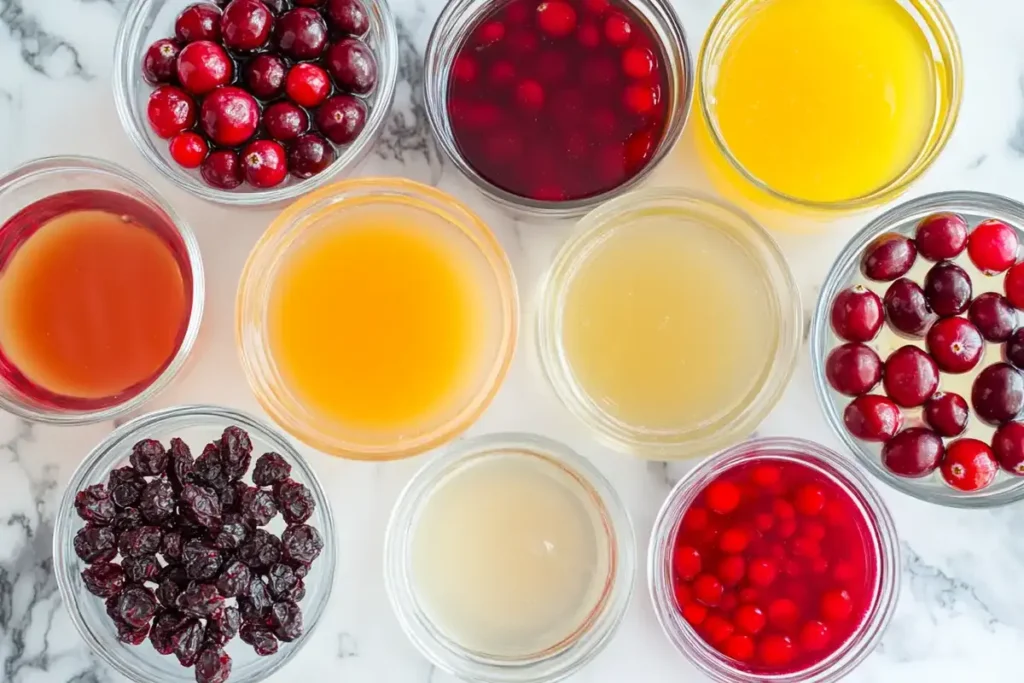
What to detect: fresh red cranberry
<box><xmin>794</xmin><ymin>484</ymin><xmax>825</xmax><ymax>516</ymax></box>
<box><xmin>923</xmin><ymin>392</ymin><xmax>969</xmax><ymax>437</ymax></box>
<box><xmin>325</xmin><ymin>0</ymin><xmax>370</xmax><ymax>36</ymax></box>
<box><xmin>175</xmin><ymin>3</ymin><xmax>222</xmax><ymax>43</ymax></box>
<box><xmin>883</xmin><ymin>278</ymin><xmax>936</xmax><ymax>337</ymax></box>
<box><xmin>968</xmin><ymin>219</ymin><xmax>1019</xmax><ymax>274</ymax></box>
<box><xmin>515</xmin><ymin>79</ymin><xmax>545</xmax><ymax>111</ymax></box>
<box><xmin>244</xmin><ymin>53</ymin><xmax>287</xmax><ymax>99</ymax></box>
<box><xmin>176</xmin><ymin>40</ymin><xmax>233</xmax><ymax>95</ymax></box>
<box><xmin>914</xmin><ymin>212</ymin><xmax>968</xmax><ymax>261</ymax></box>
<box><xmin>147</xmin><ymin>86</ymin><xmax>196</xmax><ymax>138</ymax></box>
<box><xmin>623</xmin><ymin>84</ymin><xmax>660</xmax><ymax>115</ymax></box>
<box><xmin>733</xmin><ymin>604</ymin><xmax>765</xmax><ymax>635</ymax></box>
<box><xmin>800</xmin><ymin>621</ymin><xmax>830</xmax><ymax>652</ymax></box>
<box><xmin>968</xmin><ymin>292</ymin><xmax>1017</xmax><ymax>342</ymax></box>
<box><xmin>452</xmin><ymin>56</ymin><xmax>478</xmax><ymax>84</ymax></box>
<box><xmin>819</xmin><ymin>589</ymin><xmax>853</xmax><ymax>622</ymax></box>
<box><xmin>722</xmin><ymin>634</ymin><xmax>754</xmax><ymax>662</ymax></box>
<box><xmin>241</xmin><ymin>139</ymin><xmax>288</xmax><ymax>188</ymax></box>
<box><xmin>1007</xmin><ymin>329</ymin><xmax>1024</xmax><ymax>369</ymax></box>
<box><xmin>142</xmin><ymin>39</ymin><xmax>181</xmax><ymax>84</ymax></box>
<box><xmin>923</xmin><ymin>261</ymin><xmax>972</xmax><ymax>317</ymax></box>
<box><xmin>577</xmin><ymin>21</ymin><xmax>600</xmax><ymax>47</ymax></box>
<box><xmin>1005</xmin><ymin>262</ymin><xmax>1024</xmax><ymax>309</ymax></box>
<box><xmin>673</xmin><ymin>546</ymin><xmax>701</xmax><ymax>580</ymax></box>
<box><xmin>992</xmin><ymin>421</ymin><xmax>1024</xmax><ymax>475</ymax></box>
<box><xmin>825</xmin><ymin>343</ymin><xmax>881</xmax><ymax>397</ymax></box>
<box><xmin>314</xmin><ymin>95</ymin><xmax>366</xmax><ymax>144</ymax></box>
<box><xmin>325</xmin><ymin>38</ymin><xmax>378</xmax><ymax>95</ymax></box>
<box><xmin>747</xmin><ymin>558</ymin><xmax>777</xmax><ymax>587</ymax></box>
<box><xmin>263</xmin><ymin>101</ymin><xmax>309</xmax><ymax>142</ymax></box>
<box><xmin>583</xmin><ymin>0</ymin><xmax>610</xmax><ymax>13</ymax></box>
<box><xmin>759</xmin><ymin>634</ymin><xmax>795</xmax><ymax>667</ymax></box>
<box><xmin>926</xmin><ymin>317</ymin><xmax>983</xmax><ymax>373</ymax></box>
<box><xmin>536</xmin><ymin>1</ymin><xmax>576</xmax><ymax>37</ymax></box>
<box><xmin>705</xmin><ymin>481</ymin><xmax>741</xmax><ymax>515</ymax></box>
<box><xmin>285</xmin><ymin>63</ymin><xmax>331</xmax><ymax>107</ymax></box>
<box><xmin>201</xmin><ymin>149</ymin><xmax>244</xmax><ymax>189</ymax></box>
<box><xmin>603</xmin><ymin>12</ymin><xmax>632</xmax><ymax>46</ymax></box>
<box><xmin>861</xmin><ymin>233</ymin><xmax>916</xmax><ymax>281</ymax></box>
<box><xmin>478</xmin><ymin>20</ymin><xmax>506</xmax><ymax>45</ymax></box>
<box><xmin>287</xmin><ymin>133</ymin><xmax>336</xmax><ymax>179</ymax></box>
<box><xmin>719</xmin><ymin>528</ymin><xmax>749</xmax><ymax>554</ymax></box>
<box><xmin>830</xmin><ymin>285</ymin><xmax>883</xmax><ymax>342</ymax></box>
<box><xmin>883</xmin><ymin>345</ymin><xmax>939</xmax><ymax>407</ymax></box>
<box><xmin>703</xmin><ymin>614</ymin><xmax>734</xmax><ymax>645</ymax></box>
<box><xmin>718</xmin><ymin>555</ymin><xmax>746</xmax><ymax>586</ymax></box>
<box><xmin>220</xmin><ymin>0</ymin><xmax>273</xmax><ymax>51</ymax></box>
<box><xmin>881</xmin><ymin>428</ymin><xmax>943</xmax><ymax>477</ymax></box>
<box><xmin>682</xmin><ymin>603</ymin><xmax>707</xmax><ymax>627</ymax></box>
<box><xmin>200</xmin><ymin>86</ymin><xmax>260</xmax><ymax>146</ymax></box>
<box><xmin>275</xmin><ymin>8</ymin><xmax>328</xmax><ymax>60</ymax></box>
<box><xmin>972</xmin><ymin>362</ymin><xmax>1024</xmax><ymax>425</ymax></box>
<box><xmin>622</xmin><ymin>46</ymin><xmax>655</xmax><ymax>79</ymax></box>
<box><xmin>693</xmin><ymin>574</ymin><xmax>724</xmax><ymax>607</ymax></box>
<box><xmin>168</xmin><ymin>131</ymin><xmax>209</xmax><ymax>168</ymax></box>
<box><xmin>941</xmin><ymin>438</ymin><xmax>998</xmax><ymax>491</ymax></box>
<box><xmin>843</xmin><ymin>395</ymin><xmax>903</xmax><ymax>442</ymax></box>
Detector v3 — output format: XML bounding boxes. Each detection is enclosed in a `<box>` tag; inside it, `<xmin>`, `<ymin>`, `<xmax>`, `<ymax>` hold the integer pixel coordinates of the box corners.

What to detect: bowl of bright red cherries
<box><xmin>812</xmin><ymin>191</ymin><xmax>1024</xmax><ymax>507</ymax></box>
<box><xmin>114</xmin><ymin>0</ymin><xmax>398</xmax><ymax>206</ymax></box>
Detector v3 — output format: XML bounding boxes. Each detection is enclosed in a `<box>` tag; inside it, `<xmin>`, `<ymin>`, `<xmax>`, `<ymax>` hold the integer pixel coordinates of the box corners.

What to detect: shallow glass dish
<box><xmin>113</xmin><ymin>0</ymin><xmax>399</xmax><ymax>207</ymax></box>
<box><xmin>53</xmin><ymin>404</ymin><xmax>336</xmax><ymax>683</ymax></box>
<box><xmin>811</xmin><ymin>191</ymin><xmax>1024</xmax><ymax>507</ymax></box>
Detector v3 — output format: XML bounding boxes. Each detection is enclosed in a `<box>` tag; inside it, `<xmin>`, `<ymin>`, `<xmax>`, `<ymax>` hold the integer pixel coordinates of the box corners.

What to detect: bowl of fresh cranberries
<box><xmin>54</xmin><ymin>404</ymin><xmax>335</xmax><ymax>683</ymax></box>
<box><xmin>649</xmin><ymin>437</ymin><xmax>899</xmax><ymax>683</ymax></box>
<box><xmin>113</xmin><ymin>0</ymin><xmax>398</xmax><ymax>205</ymax></box>
<box><xmin>812</xmin><ymin>190</ymin><xmax>1024</xmax><ymax>507</ymax></box>
<box><xmin>423</xmin><ymin>0</ymin><xmax>692</xmax><ymax>217</ymax></box>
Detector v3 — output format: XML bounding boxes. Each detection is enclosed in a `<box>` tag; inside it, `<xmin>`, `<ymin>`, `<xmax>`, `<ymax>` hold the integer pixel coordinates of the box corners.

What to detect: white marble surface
<box><xmin>2</xmin><ymin>0</ymin><xmax>1024</xmax><ymax>681</ymax></box>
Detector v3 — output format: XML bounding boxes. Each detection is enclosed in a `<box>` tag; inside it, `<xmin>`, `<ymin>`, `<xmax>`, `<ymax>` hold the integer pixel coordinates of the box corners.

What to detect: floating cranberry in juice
<box><xmin>446</xmin><ymin>0</ymin><xmax>672</xmax><ymax>201</ymax></box>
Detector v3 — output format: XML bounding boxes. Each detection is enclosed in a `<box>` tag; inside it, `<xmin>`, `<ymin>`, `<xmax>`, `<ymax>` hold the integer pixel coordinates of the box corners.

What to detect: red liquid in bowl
<box><xmin>671</xmin><ymin>458</ymin><xmax>878</xmax><ymax>674</ymax></box>
<box><xmin>446</xmin><ymin>0</ymin><xmax>671</xmax><ymax>201</ymax></box>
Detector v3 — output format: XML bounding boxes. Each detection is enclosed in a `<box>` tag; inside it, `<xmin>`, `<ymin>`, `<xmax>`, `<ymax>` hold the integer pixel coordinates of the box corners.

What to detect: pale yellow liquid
<box><xmin>411</xmin><ymin>452</ymin><xmax>610</xmax><ymax>657</ymax></box>
<box><xmin>562</xmin><ymin>215</ymin><xmax>776</xmax><ymax>430</ymax></box>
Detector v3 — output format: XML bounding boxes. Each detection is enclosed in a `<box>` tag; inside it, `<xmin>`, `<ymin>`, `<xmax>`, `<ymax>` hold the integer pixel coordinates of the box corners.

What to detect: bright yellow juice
<box><xmin>707</xmin><ymin>0</ymin><xmax>936</xmax><ymax>204</ymax></box>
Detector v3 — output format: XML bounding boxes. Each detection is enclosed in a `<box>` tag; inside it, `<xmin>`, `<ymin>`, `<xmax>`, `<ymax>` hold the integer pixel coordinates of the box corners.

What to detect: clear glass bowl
<box><xmin>113</xmin><ymin>0</ymin><xmax>399</xmax><ymax>207</ymax></box>
<box><xmin>536</xmin><ymin>188</ymin><xmax>801</xmax><ymax>459</ymax></box>
<box><xmin>423</xmin><ymin>0</ymin><xmax>693</xmax><ymax>218</ymax></box>
<box><xmin>53</xmin><ymin>404</ymin><xmax>337</xmax><ymax>683</ymax></box>
<box><xmin>648</xmin><ymin>437</ymin><xmax>900</xmax><ymax>683</ymax></box>
<box><xmin>384</xmin><ymin>433</ymin><xmax>635</xmax><ymax>683</ymax></box>
<box><xmin>0</xmin><ymin>155</ymin><xmax>204</xmax><ymax>425</ymax></box>
<box><xmin>236</xmin><ymin>177</ymin><xmax>519</xmax><ymax>460</ymax></box>
<box><xmin>811</xmin><ymin>190</ymin><xmax>1024</xmax><ymax>508</ymax></box>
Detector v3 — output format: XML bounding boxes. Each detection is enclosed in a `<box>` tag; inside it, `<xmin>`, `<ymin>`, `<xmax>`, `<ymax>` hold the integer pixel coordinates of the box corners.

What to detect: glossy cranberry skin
<box><xmin>968</xmin><ymin>292</ymin><xmax>1017</xmax><ymax>342</ymax></box>
<box><xmin>1005</xmin><ymin>262</ymin><xmax>1024</xmax><ymax>309</ymax></box>
<box><xmin>275</xmin><ymin>8</ymin><xmax>328</xmax><ymax>60</ymax></box>
<box><xmin>536</xmin><ymin>1</ymin><xmax>577</xmax><ymax>37</ymax></box>
<box><xmin>326</xmin><ymin>0</ymin><xmax>369</xmax><ymax>36</ymax></box>
<box><xmin>881</xmin><ymin>428</ymin><xmax>944</xmax><ymax>477</ymax></box>
<box><xmin>220</xmin><ymin>0</ymin><xmax>274</xmax><ymax>51</ymax></box>
<box><xmin>176</xmin><ymin>3</ymin><xmax>222</xmax><ymax>43</ymax></box>
<box><xmin>992</xmin><ymin>421</ymin><xmax>1024</xmax><ymax>475</ymax></box>
<box><xmin>147</xmin><ymin>86</ymin><xmax>196</xmax><ymax>138</ymax></box>
<box><xmin>288</xmin><ymin>133</ymin><xmax>336</xmax><ymax>178</ymax></box>
<box><xmin>242</xmin><ymin>139</ymin><xmax>288</xmax><ymax>187</ymax></box>
<box><xmin>169</xmin><ymin>131</ymin><xmax>209</xmax><ymax>168</ymax></box>
<box><xmin>914</xmin><ymin>212</ymin><xmax>968</xmax><ymax>261</ymax></box>
<box><xmin>972</xmin><ymin>363</ymin><xmax>1024</xmax><ymax>425</ymax></box>
<box><xmin>1007</xmin><ymin>329</ymin><xmax>1024</xmax><ymax>369</ymax></box>
<box><xmin>861</xmin><ymin>234</ymin><xmax>916</xmax><ymax>281</ymax></box>
<box><xmin>941</xmin><ymin>438</ymin><xmax>998</xmax><ymax>491</ymax></box>
<box><xmin>830</xmin><ymin>285</ymin><xmax>883</xmax><ymax>342</ymax></box>
<box><xmin>883</xmin><ymin>345</ymin><xmax>939</xmax><ymax>408</ymax></box>
<box><xmin>824</xmin><ymin>343</ymin><xmax>881</xmax><ymax>397</ymax></box>
<box><xmin>923</xmin><ymin>261</ymin><xmax>972</xmax><ymax>317</ymax></box>
<box><xmin>201</xmin><ymin>149</ymin><xmax>244</xmax><ymax>189</ymax></box>
<box><xmin>926</xmin><ymin>317</ymin><xmax>983</xmax><ymax>373</ymax></box>
<box><xmin>263</xmin><ymin>101</ymin><xmax>309</xmax><ymax>142</ymax></box>
<box><xmin>142</xmin><ymin>39</ymin><xmax>181</xmax><ymax>84</ymax></box>
<box><xmin>314</xmin><ymin>95</ymin><xmax>366</xmax><ymax>144</ymax></box>
<box><xmin>325</xmin><ymin>38</ymin><xmax>378</xmax><ymax>94</ymax></box>
<box><xmin>285</xmin><ymin>63</ymin><xmax>331</xmax><ymax>107</ymax></box>
<box><xmin>244</xmin><ymin>53</ymin><xmax>287</xmax><ymax>99</ymax></box>
<box><xmin>843</xmin><ymin>395</ymin><xmax>903</xmax><ymax>442</ymax></box>
<box><xmin>201</xmin><ymin>86</ymin><xmax>260</xmax><ymax>146</ymax></box>
<box><xmin>923</xmin><ymin>392</ymin><xmax>969</xmax><ymax>437</ymax></box>
<box><xmin>968</xmin><ymin>219</ymin><xmax>1019</xmax><ymax>274</ymax></box>
<box><xmin>883</xmin><ymin>279</ymin><xmax>935</xmax><ymax>337</ymax></box>
<box><xmin>176</xmin><ymin>40</ymin><xmax>233</xmax><ymax>95</ymax></box>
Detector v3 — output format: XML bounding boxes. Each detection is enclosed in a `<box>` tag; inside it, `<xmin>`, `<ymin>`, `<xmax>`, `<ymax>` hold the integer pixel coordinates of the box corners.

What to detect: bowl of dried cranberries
<box><xmin>648</xmin><ymin>437</ymin><xmax>899</xmax><ymax>682</ymax></box>
<box><xmin>812</xmin><ymin>190</ymin><xmax>1024</xmax><ymax>507</ymax></box>
<box><xmin>114</xmin><ymin>0</ymin><xmax>398</xmax><ymax>206</ymax></box>
<box><xmin>54</xmin><ymin>404</ymin><xmax>336</xmax><ymax>683</ymax></box>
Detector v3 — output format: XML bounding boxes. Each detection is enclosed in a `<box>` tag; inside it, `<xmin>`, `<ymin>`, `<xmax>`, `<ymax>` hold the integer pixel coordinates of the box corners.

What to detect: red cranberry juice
<box><xmin>671</xmin><ymin>458</ymin><xmax>877</xmax><ymax>673</ymax></box>
<box><xmin>446</xmin><ymin>0</ymin><xmax>671</xmax><ymax>201</ymax></box>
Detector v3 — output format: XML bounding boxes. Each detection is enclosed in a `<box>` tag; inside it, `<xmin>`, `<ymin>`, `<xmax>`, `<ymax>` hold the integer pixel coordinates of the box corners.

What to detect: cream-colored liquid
<box><xmin>410</xmin><ymin>452</ymin><xmax>610</xmax><ymax>657</ymax></box>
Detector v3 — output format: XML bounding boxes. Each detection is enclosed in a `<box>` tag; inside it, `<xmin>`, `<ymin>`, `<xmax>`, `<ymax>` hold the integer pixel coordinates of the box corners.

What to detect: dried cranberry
<box><xmin>240</xmin><ymin>622</ymin><xmax>279</xmax><ymax>655</ymax></box>
<box><xmin>275</xmin><ymin>479</ymin><xmax>315</xmax><ymax>524</ymax></box>
<box><xmin>116</xmin><ymin>619</ymin><xmax>150</xmax><ymax>645</ymax></box>
<box><xmin>140</xmin><ymin>478</ymin><xmax>176</xmax><ymax>524</ymax></box>
<box><xmin>243</xmin><ymin>53</ymin><xmax>287</xmax><ymax>101</ymax></box>
<box><xmin>325</xmin><ymin>37</ymin><xmax>377</xmax><ymax>94</ymax></box>
<box><xmin>266</xmin><ymin>563</ymin><xmax>297</xmax><ymax>599</ymax></box>
<box><xmin>241</xmin><ymin>487</ymin><xmax>279</xmax><ymax>526</ymax></box>
<box><xmin>217</xmin><ymin>559</ymin><xmax>253</xmax><ymax>597</ymax></box>
<box><xmin>161</xmin><ymin>531</ymin><xmax>185</xmax><ymax>563</ymax></box>
<box><xmin>252</xmin><ymin>452</ymin><xmax>291</xmax><ymax>487</ymax></box>
<box><xmin>282</xmin><ymin>524</ymin><xmax>323</xmax><ymax>566</ymax></box>
<box><xmin>270</xmin><ymin>600</ymin><xmax>303</xmax><ymax>641</ymax></box>
<box><xmin>238</xmin><ymin>528</ymin><xmax>282</xmax><ymax>568</ymax></box>
<box><xmin>183</xmin><ymin>539</ymin><xmax>224</xmax><ymax>581</ymax></box>
<box><xmin>176</xmin><ymin>582</ymin><xmax>225</xmax><ymax>617</ymax></box>
<box><xmin>239</xmin><ymin>575</ymin><xmax>274</xmax><ymax>620</ymax></box>
<box><xmin>220</xmin><ymin>426</ymin><xmax>253</xmax><ymax>480</ymax></box>
<box><xmin>74</xmin><ymin>525</ymin><xmax>117</xmax><ymax>563</ymax></box>
<box><xmin>195</xmin><ymin>647</ymin><xmax>232</xmax><ymax>683</ymax></box>
<box><xmin>205</xmin><ymin>605</ymin><xmax>241</xmax><ymax>645</ymax></box>
<box><xmin>181</xmin><ymin>483</ymin><xmax>224</xmax><ymax>528</ymax></box>
<box><xmin>151</xmin><ymin>610</ymin><xmax>190</xmax><ymax>655</ymax></box>
<box><xmin>117</xmin><ymin>583</ymin><xmax>158</xmax><ymax>628</ymax></box>
<box><xmin>130</xmin><ymin>439</ymin><xmax>169</xmax><ymax>476</ymax></box>
<box><xmin>113</xmin><ymin>507</ymin><xmax>144</xmax><ymax>533</ymax></box>
<box><xmin>119</xmin><ymin>525</ymin><xmax>163</xmax><ymax>557</ymax></box>
<box><xmin>168</xmin><ymin>437</ymin><xmax>195</xmax><ymax>491</ymax></box>
<box><xmin>194</xmin><ymin>443</ymin><xmax>229</xmax><ymax>489</ymax></box>
<box><xmin>75</xmin><ymin>484</ymin><xmax>115</xmax><ymax>526</ymax></box>
<box><xmin>326</xmin><ymin>0</ymin><xmax>369</xmax><ymax>36</ymax></box>
<box><xmin>173</xmin><ymin>618</ymin><xmax>205</xmax><ymax>667</ymax></box>
<box><xmin>108</xmin><ymin>467</ymin><xmax>146</xmax><ymax>508</ymax></box>
<box><xmin>122</xmin><ymin>554</ymin><xmax>162</xmax><ymax>583</ymax></box>
<box><xmin>157</xmin><ymin>577</ymin><xmax>183</xmax><ymax>608</ymax></box>
<box><xmin>210</xmin><ymin>514</ymin><xmax>250</xmax><ymax>550</ymax></box>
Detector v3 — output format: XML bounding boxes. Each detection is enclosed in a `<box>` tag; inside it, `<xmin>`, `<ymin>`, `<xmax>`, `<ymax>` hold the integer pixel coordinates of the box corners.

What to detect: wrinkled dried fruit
<box><xmin>205</xmin><ymin>605</ymin><xmax>241</xmax><ymax>646</ymax></box>
<box><xmin>238</xmin><ymin>528</ymin><xmax>282</xmax><ymax>569</ymax></box>
<box><xmin>239</xmin><ymin>575</ymin><xmax>273</xmax><ymax>621</ymax></box>
<box><xmin>181</xmin><ymin>483</ymin><xmax>223</xmax><ymax>528</ymax></box>
<box><xmin>108</xmin><ymin>467</ymin><xmax>146</xmax><ymax>508</ymax></box>
<box><xmin>270</xmin><ymin>600</ymin><xmax>303</xmax><ymax>641</ymax></box>
<box><xmin>173</xmin><ymin>617</ymin><xmax>204</xmax><ymax>667</ymax></box>
<box><xmin>276</xmin><ymin>479</ymin><xmax>315</xmax><ymax>524</ymax></box>
<box><xmin>151</xmin><ymin>610</ymin><xmax>190</xmax><ymax>655</ymax></box>
<box><xmin>195</xmin><ymin>646</ymin><xmax>232</xmax><ymax>683</ymax></box>
<box><xmin>122</xmin><ymin>554</ymin><xmax>162</xmax><ymax>583</ymax></box>
<box><xmin>219</xmin><ymin>481</ymin><xmax>249</xmax><ymax>512</ymax></box>
<box><xmin>75</xmin><ymin>484</ymin><xmax>116</xmax><ymax>526</ymax></box>
<box><xmin>162</xmin><ymin>531</ymin><xmax>185</xmax><ymax>562</ymax></box>
<box><xmin>216</xmin><ymin>559</ymin><xmax>252</xmax><ymax>598</ymax></box>
<box><xmin>131</xmin><ymin>439</ymin><xmax>169</xmax><ymax>476</ymax></box>
<box><xmin>209</xmin><ymin>514</ymin><xmax>250</xmax><ymax>550</ymax></box>
<box><xmin>157</xmin><ymin>577</ymin><xmax>183</xmax><ymax>608</ymax></box>
<box><xmin>240</xmin><ymin>487</ymin><xmax>278</xmax><ymax>527</ymax></box>
<box><xmin>252</xmin><ymin>452</ymin><xmax>291</xmax><ymax>486</ymax></box>
<box><xmin>194</xmin><ymin>442</ymin><xmax>229</xmax><ymax>490</ymax></box>
<box><xmin>119</xmin><ymin>525</ymin><xmax>164</xmax><ymax>557</ymax></box>
<box><xmin>266</xmin><ymin>563</ymin><xmax>297</xmax><ymax>599</ymax></box>
<box><xmin>282</xmin><ymin>524</ymin><xmax>323</xmax><ymax>566</ymax></box>
<box><xmin>113</xmin><ymin>507</ymin><xmax>145</xmax><ymax>533</ymax></box>
<box><xmin>141</xmin><ymin>479</ymin><xmax>176</xmax><ymax>524</ymax></box>
<box><xmin>183</xmin><ymin>539</ymin><xmax>224</xmax><ymax>581</ymax></box>
<box><xmin>82</xmin><ymin>562</ymin><xmax>125</xmax><ymax>597</ymax></box>
<box><xmin>118</xmin><ymin>583</ymin><xmax>159</xmax><ymax>628</ymax></box>
<box><xmin>220</xmin><ymin>426</ymin><xmax>253</xmax><ymax>481</ymax></box>
<box><xmin>168</xmin><ymin>437</ymin><xmax>195</xmax><ymax>491</ymax></box>
<box><xmin>240</xmin><ymin>622</ymin><xmax>279</xmax><ymax>655</ymax></box>
<box><xmin>176</xmin><ymin>583</ymin><xmax>225</xmax><ymax>617</ymax></box>
<box><xmin>116</xmin><ymin>619</ymin><xmax>150</xmax><ymax>645</ymax></box>
<box><xmin>74</xmin><ymin>525</ymin><xmax>118</xmax><ymax>563</ymax></box>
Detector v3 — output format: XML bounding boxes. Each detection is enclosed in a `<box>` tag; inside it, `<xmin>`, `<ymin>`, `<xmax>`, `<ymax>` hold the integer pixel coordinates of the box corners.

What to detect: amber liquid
<box><xmin>0</xmin><ymin>190</ymin><xmax>192</xmax><ymax>408</ymax></box>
